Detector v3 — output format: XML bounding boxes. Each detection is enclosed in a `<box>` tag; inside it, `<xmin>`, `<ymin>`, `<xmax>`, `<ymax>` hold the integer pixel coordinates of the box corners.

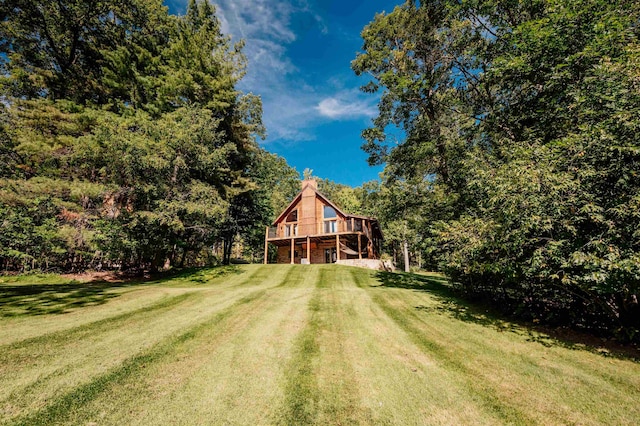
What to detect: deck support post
<box><xmin>290</xmin><ymin>238</ymin><xmax>294</xmax><ymax>264</ymax></box>
<box><xmin>336</xmin><ymin>234</ymin><xmax>340</xmax><ymax>262</ymax></box>
<box><xmin>358</xmin><ymin>233</ymin><xmax>362</xmax><ymax>260</ymax></box>
<box><xmin>264</xmin><ymin>226</ymin><xmax>269</xmax><ymax>264</ymax></box>
<box><xmin>306</xmin><ymin>235</ymin><xmax>310</xmax><ymax>263</ymax></box>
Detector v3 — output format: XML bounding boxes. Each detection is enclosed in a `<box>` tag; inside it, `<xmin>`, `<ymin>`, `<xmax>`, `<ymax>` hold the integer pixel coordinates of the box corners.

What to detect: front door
<box><xmin>324</xmin><ymin>248</ymin><xmax>337</xmax><ymax>263</ymax></box>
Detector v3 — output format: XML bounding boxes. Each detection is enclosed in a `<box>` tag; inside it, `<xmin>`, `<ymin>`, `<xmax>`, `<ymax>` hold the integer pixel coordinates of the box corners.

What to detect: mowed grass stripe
<box><xmin>21</xmin><ymin>265</ymin><xmax>311</xmax><ymax>426</ymax></box>
<box><xmin>5</xmin><ymin>278</ymin><xmax>281</xmax><ymax>426</ymax></box>
<box><xmin>342</xmin><ymin>267</ymin><xmax>506</xmax><ymax>424</ymax></box>
<box><xmin>353</xmin><ymin>269</ymin><xmax>534</xmax><ymax>424</ymax></box>
<box><xmin>356</xmin><ymin>269</ymin><xmax>640</xmax><ymax>425</ymax></box>
<box><xmin>277</xmin><ymin>266</ymin><xmax>371</xmax><ymax>425</ymax></box>
<box><xmin>107</xmin><ymin>265</ymin><xmax>320</xmax><ymax>425</ymax></box>
<box><xmin>1</xmin><ymin>265</ymin><xmax>289</xmax><ymax>425</ymax></box>
<box><xmin>313</xmin><ymin>267</ymin><xmax>372</xmax><ymax>424</ymax></box>
<box><xmin>0</xmin><ymin>265</ymin><xmax>259</xmax><ymax>347</ymax></box>
<box><xmin>181</xmin><ymin>265</ymin><xmax>319</xmax><ymax>423</ymax></box>
<box><xmin>0</xmin><ymin>292</ymin><xmax>195</xmax><ymax>355</ymax></box>
<box><xmin>278</xmin><ymin>267</ymin><xmax>324</xmax><ymax>425</ymax></box>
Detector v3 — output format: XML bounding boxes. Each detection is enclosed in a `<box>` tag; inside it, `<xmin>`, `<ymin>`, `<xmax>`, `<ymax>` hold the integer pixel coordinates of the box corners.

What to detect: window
<box><xmin>284</xmin><ymin>224</ymin><xmax>298</xmax><ymax>237</ymax></box>
<box><xmin>286</xmin><ymin>209</ymin><xmax>298</xmax><ymax>222</ymax></box>
<box><xmin>288</xmin><ymin>250</ymin><xmax>299</xmax><ymax>258</ymax></box>
<box><xmin>323</xmin><ymin>205</ymin><xmax>337</xmax><ymax>219</ymax></box>
<box><xmin>324</xmin><ymin>220</ymin><xmax>337</xmax><ymax>234</ymax></box>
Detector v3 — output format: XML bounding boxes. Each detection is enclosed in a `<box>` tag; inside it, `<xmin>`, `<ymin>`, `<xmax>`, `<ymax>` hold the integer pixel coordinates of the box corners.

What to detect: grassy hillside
<box><xmin>1</xmin><ymin>265</ymin><xmax>638</xmax><ymax>425</ymax></box>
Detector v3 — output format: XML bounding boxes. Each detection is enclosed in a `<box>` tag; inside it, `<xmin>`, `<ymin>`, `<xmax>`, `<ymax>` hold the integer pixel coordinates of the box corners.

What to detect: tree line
<box><xmin>1</xmin><ymin>0</ymin><xmax>638</xmax><ymax>343</ymax></box>
<box><xmin>352</xmin><ymin>0</ymin><xmax>640</xmax><ymax>342</ymax></box>
<box><xmin>0</xmin><ymin>0</ymin><xmax>299</xmax><ymax>271</ymax></box>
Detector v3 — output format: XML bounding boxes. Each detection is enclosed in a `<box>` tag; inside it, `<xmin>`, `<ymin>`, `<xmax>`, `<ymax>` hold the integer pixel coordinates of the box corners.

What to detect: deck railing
<box><xmin>268</xmin><ymin>219</ymin><xmax>369</xmax><ymax>239</ymax></box>
<box><xmin>345</xmin><ymin>219</ymin><xmax>363</xmax><ymax>233</ymax></box>
<box><xmin>268</xmin><ymin>227</ymin><xmax>277</xmax><ymax>238</ymax></box>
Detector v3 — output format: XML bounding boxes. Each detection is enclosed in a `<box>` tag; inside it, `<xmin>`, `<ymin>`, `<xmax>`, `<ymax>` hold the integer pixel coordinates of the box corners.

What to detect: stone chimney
<box><xmin>301</xmin><ymin>178</ymin><xmax>317</xmax><ymax>191</ymax></box>
<box><xmin>299</xmin><ymin>179</ymin><xmax>318</xmax><ymax>235</ymax></box>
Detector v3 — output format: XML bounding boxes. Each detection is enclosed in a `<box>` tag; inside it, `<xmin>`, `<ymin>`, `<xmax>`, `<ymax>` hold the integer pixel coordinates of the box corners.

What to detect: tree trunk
<box><xmin>150</xmin><ymin>250</ymin><xmax>165</xmax><ymax>273</ymax></box>
<box><xmin>169</xmin><ymin>244</ymin><xmax>177</xmax><ymax>266</ymax></box>
<box><xmin>223</xmin><ymin>236</ymin><xmax>234</xmax><ymax>265</ymax></box>
<box><xmin>179</xmin><ymin>249</ymin><xmax>188</xmax><ymax>268</ymax></box>
<box><xmin>403</xmin><ymin>239</ymin><xmax>410</xmax><ymax>273</ymax></box>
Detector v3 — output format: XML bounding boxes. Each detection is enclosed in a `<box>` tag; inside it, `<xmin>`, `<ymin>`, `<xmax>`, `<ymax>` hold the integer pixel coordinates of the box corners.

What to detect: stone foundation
<box><xmin>335</xmin><ymin>259</ymin><xmax>395</xmax><ymax>271</ymax></box>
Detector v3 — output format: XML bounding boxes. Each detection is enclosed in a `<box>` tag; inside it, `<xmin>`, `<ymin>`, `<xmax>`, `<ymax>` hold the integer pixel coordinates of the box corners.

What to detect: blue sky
<box><xmin>165</xmin><ymin>0</ymin><xmax>403</xmax><ymax>187</ymax></box>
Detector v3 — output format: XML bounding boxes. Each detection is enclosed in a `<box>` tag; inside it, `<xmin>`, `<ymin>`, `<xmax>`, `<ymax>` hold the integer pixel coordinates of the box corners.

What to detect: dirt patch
<box><xmin>61</xmin><ymin>271</ymin><xmax>127</xmax><ymax>283</ymax></box>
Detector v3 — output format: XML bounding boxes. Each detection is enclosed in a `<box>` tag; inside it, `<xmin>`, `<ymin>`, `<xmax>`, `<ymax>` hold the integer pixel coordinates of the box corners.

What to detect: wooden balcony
<box><xmin>266</xmin><ymin>217</ymin><xmax>371</xmax><ymax>242</ymax></box>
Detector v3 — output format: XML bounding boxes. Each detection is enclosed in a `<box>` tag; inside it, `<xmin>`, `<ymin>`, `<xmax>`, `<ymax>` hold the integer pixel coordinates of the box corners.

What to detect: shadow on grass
<box><xmin>144</xmin><ymin>264</ymin><xmax>245</xmax><ymax>285</ymax></box>
<box><xmin>373</xmin><ymin>270</ymin><xmax>640</xmax><ymax>362</ymax></box>
<box><xmin>0</xmin><ymin>281</ymin><xmax>134</xmax><ymax>317</ymax></box>
<box><xmin>0</xmin><ymin>265</ymin><xmax>246</xmax><ymax>317</ymax></box>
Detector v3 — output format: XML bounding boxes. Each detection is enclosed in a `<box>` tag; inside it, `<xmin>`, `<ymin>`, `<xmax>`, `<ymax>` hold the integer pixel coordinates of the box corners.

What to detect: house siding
<box><xmin>266</xmin><ymin>179</ymin><xmax>382</xmax><ymax>264</ymax></box>
<box><xmin>276</xmin><ymin>241</ymin><xmax>338</xmax><ymax>264</ymax></box>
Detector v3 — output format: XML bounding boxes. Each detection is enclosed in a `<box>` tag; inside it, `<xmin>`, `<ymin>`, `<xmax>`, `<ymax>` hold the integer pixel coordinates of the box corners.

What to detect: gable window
<box><xmin>286</xmin><ymin>209</ymin><xmax>298</xmax><ymax>222</ymax></box>
<box><xmin>323</xmin><ymin>205</ymin><xmax>338</xmax><ymax>233</ymax></box>
<box><xmin>283</xmin><ymin>208</ymin><xmax>298</xmax><ymax>237</ymax></box>
<box><xmin>323</xmin><ymin>205</ymin><xmax>337</xmax><ymax>219</ymax></box>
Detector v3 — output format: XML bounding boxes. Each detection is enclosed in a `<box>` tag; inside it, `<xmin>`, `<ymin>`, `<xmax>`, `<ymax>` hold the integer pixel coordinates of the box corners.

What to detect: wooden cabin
<box><xmin>264</xmin><ymin>179</ymin><xmax>383</xmax><ymax>264</ymax></box>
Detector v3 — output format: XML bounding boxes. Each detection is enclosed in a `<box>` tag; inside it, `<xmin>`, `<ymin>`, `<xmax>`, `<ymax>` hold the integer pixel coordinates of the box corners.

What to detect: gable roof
<box><xmin>272</xmin><ymin>182</ymin><xmax>348</xmax><ymax>226</ymax></box>
<box><xmin>272</xmin><ymin>193</ymin><xmax>303</xmax><ymax>225</ymax></box>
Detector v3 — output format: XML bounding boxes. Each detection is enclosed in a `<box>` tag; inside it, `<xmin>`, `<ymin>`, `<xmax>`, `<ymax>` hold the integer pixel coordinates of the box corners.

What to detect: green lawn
<box><xmin>1</xmin><ymin>265</ymin><xmax>638</xmax><ymax>425</ymax></box>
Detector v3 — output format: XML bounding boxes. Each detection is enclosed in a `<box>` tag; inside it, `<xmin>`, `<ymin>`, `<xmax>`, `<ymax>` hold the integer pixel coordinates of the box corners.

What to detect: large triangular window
<box><xmin>323</xmin><ymin>206</ymin><xmax>337</xmax><ymax>219</ymax></box>
<box><xmin>286</xmin><ymin>209</ymin><xmax>298</xmax><ymax>222</ymax></box>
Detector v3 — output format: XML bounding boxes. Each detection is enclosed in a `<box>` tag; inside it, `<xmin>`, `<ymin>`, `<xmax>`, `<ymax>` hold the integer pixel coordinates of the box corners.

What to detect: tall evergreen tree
<box><xmin>0</xmin><ymin>0</ymin><xmax>167</xmax><ymax>103</ymax></box>
<box><xmin>0</xmin><ymin>0</ymin><xmax>270</xmax><ymax>271</ymax></box>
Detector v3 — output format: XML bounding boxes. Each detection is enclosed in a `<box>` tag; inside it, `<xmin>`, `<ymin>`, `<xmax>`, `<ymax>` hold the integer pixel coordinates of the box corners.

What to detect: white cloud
<box><xmin>208</xmin><ymin>0</ymin><xmax>327</xmax><ymax>142</ymax></box>
<box><xmin>261</xmin><ymin>91</ymin><xmax>318</xmax><ymax>141</ymax></box>
<box><xmin>214</xmin><ymin>0</ymin><xmax>312</xmax><ymax>78</ymax></box>
<box><xmin>316</xmin><ymin>94</ymin><xmax>377</xmax><ymax>120</ymax></box>
<box><xmin>171</xmin><ymin>1</ymin><xmax>376</xmax><ymax>142</ymax></box>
